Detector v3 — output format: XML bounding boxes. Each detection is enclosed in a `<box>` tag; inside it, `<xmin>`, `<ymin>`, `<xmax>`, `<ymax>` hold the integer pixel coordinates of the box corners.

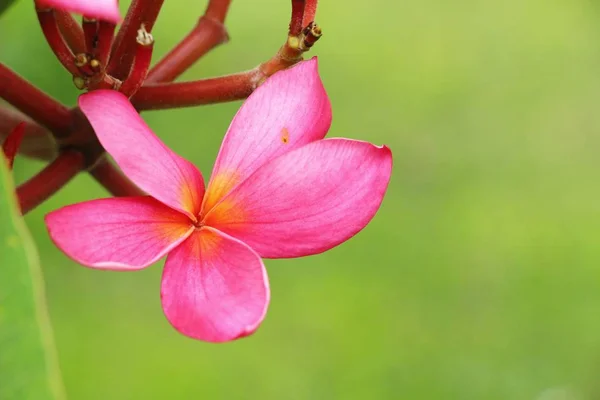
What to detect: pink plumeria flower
<box><xmin>45</xmin><ymin>59</ymin><xmax>392</xmax><ymax>343</ymax></box>
<box><xmin>36</xmin><ymin>0</ymin><xmax>121</xmax><ymax>23</ymax></box>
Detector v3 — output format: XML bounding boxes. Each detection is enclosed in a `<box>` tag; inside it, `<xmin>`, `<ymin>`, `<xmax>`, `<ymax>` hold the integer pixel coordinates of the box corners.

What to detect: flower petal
<box><xmin>36</xmin><ymin>0</ymin><xmax>121</xmax><ymax>23</ymax></box>
<box><xmin>202</xmin><ymin>57</ymin><xmax>332</xmax><ymax>212</ymax></box>
<box><xmin>45</xmin><ymin>197</ymin><xmax>193</xmax><ymax>270</ymax></box>
<box><xmin>79</xmin><ymin>90</ymin><xmax>205</xmax><ymax>219</ymax></box>
<box><xmin>205</xmin><ymin>138</ymin><xmax>393</xmax><ymax>258</ymax></box>
<box><xmin>161</xmin><ymin>227</ymin><xmax>270</xmax><ymax>343</ymax></box>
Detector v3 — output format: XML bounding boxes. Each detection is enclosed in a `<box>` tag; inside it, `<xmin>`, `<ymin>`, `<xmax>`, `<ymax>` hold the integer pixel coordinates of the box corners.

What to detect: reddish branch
<box><xmin>55</xmin><ymin>11</ymin><xmax>85</xmax><ymax>54</ymax></box>
<box><xmin>17</xmin><ymin>151</ymin><xmax>84</xmax><ymax>214</ymax></box>
<box><xmin>36</xmin><ymin>9</ymin><xmax>80</xmax><ymax>76</ymax></box>
<box><xmin>108</xmin><ymin>0</ymin><xmax>164</xmax><ymax>80</ymax></box>
<box><xmin>302</xmin><ymin>0</ymin><xmax>319</xmax><ymax>27</ymax></box>
<box><xmin>96</xmin><ymin>21</ymin><xmax>116</xmax><ymax>66</ymax></box>
<box><xmin>121</xmin><ymin>26</ymin><xmax>154</xmax><ymax>97</ymax></box>
<box><xmin>0</xmin><ymin>64</ymin><xmax>72</xmax><ymax>135</ymax></box>
<box><xmin>289</xmin><ymin>0</ymin><xmax>306</xmax><ymax>36</ymax></box>
<box><xmin>146</xmin><ymin>0</ymin><xmax>230</xmax><ymax>83</ymax></box>
<box><xmin>133</xmin><ymin>71</ymin><xmax>256</xmax><ymax>110</ymax></box>
<box><xmin>133</xmin><ymin>31</ymin><xmax>321</xmax><ymax>110</ymax></box>
<box><xmin>82</xmin><ymin>17</ymin><xmax>99</xmax><ymax>54</ymax></box>
<box><xmin>89</xmin><ymin>157</ymin><xmax>145</xmax><ymax>197</ymax></box>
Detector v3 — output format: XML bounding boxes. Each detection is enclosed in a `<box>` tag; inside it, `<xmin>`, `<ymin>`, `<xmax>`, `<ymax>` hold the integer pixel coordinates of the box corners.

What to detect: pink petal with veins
<box><xmin>46</xmin><ymin>197</ymin><xmax>193</xmax><ymax>270</ymax></box>
<box><xmin>79</xmin><ymin>90</ymin><xmax>205</xmax><ymax>220</ymax></box>
<box><xmin>202</xmin><ymin>58</ymin><xmax>332</xmax><ymax>212</ymax></box>
<box><xmin>205</xmin><ymin>138</ymin><xmax>393</xmax><ymax>258</ymax></box>
<box><xmin>36</xmin><ymin>0</ymin><xmax>121</xmax><ymax>23</ymax></box>
<box><xmin>161</xmin><ymin>227</ymin><xmax>270</xmax><ymax>343</ymax></box>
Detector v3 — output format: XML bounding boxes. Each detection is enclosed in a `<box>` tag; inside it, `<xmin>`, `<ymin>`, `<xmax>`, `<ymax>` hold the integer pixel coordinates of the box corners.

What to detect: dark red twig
<box><xmin>120</xmin><ymin>25</ymin><xmax>154</xmax><ymax>97</ymax></box>
<box><xmin>132</xmin><ymin>71</ymin><xmax>256</xmax><ymax>110</ymax></box>
<box><xmin>289</xmin><ymin>0</ymin><xmax>305</xmax><ymax>36</ymax></box>
<box><xmin>302</xmin><ymin>0</ymin><xmax>319</xmax><ymax>27</ymax></box>
<box><xmin>96</xmin><ymin>21</ymin><xmax>116</xmax><ymax>66</ymax></box>
<box><xmin>17</xmin><ymin>151</ymin><xmax>84</xmax><ymax>214</ymax></box>
<box><xmin>0</xmin><ymin>64</ymin><xmax>72</xmax><ymax>135</ymax></box>
<box><xmin>108</xmin><ymin>0</ymin><xmax>164</xmax><ymax>80</ymax></box>
<box><xmin>82</xmin><ymin>16</ymin><xmax>99</xmax><ymax>54</ymax></box>
<box><xmin>36</xmin><ymin>9</ymin><xmax>80</xmax><ymax>76</ymax></box>
<box><xmin>55</xmin><ymin>10</ymin><xmax>85</xmax><ymax>54</ymax></box>
<box><xmin>146</xmin><ymin>0</ymin><xmax>230</xmax><ymax>83</ymax></box>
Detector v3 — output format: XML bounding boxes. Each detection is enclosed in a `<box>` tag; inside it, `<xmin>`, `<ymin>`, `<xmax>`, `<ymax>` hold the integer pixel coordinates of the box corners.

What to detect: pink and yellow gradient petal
<box><xmin>205</xmin><ymin>138</ymin><xmax>393</xmax><ymax>259</ymax></box>
<box><xmin>45</xmin><ymin>197</ymin><xmax>194</xmax><ymax>270</ymax></box>
<box><xmin>79</xmin><ymin>91</ymin><xmax>206</xmax><ymax>220</ymax></box>
<box><xmin>203</xmin><ymin>58</ymin><xmax>332</xmax><ymax>210</ymax></box>
<box><xmin>161</xmin><ymin>227</ymin><xmax>270</xmax><ymax>343</ymax></box>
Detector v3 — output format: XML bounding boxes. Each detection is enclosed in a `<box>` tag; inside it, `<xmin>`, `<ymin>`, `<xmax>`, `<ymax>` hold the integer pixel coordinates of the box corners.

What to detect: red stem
<box><xmin>108</xmin><ymin>0</ymin><xmax>164</xmax><ymax>80</ymax></box>
<box><xmin>120</xmin><ymin>26</ymin><xmax>154</xmax><ymax>97</ymax></box>
<box><xmin>96</xmin><ymin>21</ymin><xmax>116</xmax><ymax>66</ymax></box>
<box><xmin>145</xmin><ymin>15</ymin><xmax>228</xmax><ymax>84</ymax></box>
<box><xmin>89</xmin><ymin>157</ymin><xmax>145</xmax><ymax>197</ymax></box>
<box><xmin>2</xmin><ymin>122</ymin><xmax>26</xmax><ymax>169</ymax></box>
<box><xmin>302</xmin><ymin>0</ymin><xmax>319</xmax><ymax>27</ymax></box>
<box><xmin>289</xmin><ymin>0</ymin><xmax>305</xmax><ymax>36</ymax></box>
<box><xmin>132</xmin><ymin>71</ymin><xmax>257</xmax><ymax>110</ymax></box>
<box><xmin>55</xmin><ymin>11</ymin><xmax>85</xmax><ymax>54</ymax></box>
<box><xmin>204</xmin><ymin>0</ymin><xmax>231</xmax><ymax>21</ymax></box>
<box><xmin>17</xmin><ymin>150</ymin><xmax>84</xmax><ymax>214</ymax></box>
<box><xmin>36</xmin><ymin>10</ymin><xmax>80</xmax><ymax>76</ymax></box>
<box><xmin>133</xmin><ymin>30</ymin><xmax>316</xmax><ymax>111</ymax></box>
<box><xmin>0</xmin><ymin>64</ymin><xmax>72</xmax><ymax>135</ymax></box>
<box><xmin>82</xmin><ymin>17</ymin><xmax>99</xmax><ymax>54</ymax></box>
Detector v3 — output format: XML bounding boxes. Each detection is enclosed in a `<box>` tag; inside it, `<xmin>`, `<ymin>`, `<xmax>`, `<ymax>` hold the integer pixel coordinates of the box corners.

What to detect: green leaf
<box><xmin>0</xmin><ymin>155</ymin><xmax>66</xmax><ymax>400</ymax></box>
<box><xmin>0</xmin><ymin>0</ymin><xmax>18</xmax><ymax>16</ymax></box>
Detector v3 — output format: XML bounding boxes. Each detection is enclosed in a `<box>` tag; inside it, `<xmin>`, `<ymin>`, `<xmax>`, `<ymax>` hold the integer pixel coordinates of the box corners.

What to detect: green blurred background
<box><xmin>3</xmin><ymin>0</ymin><xmax>600</xmax><ymax>398</ymax></box>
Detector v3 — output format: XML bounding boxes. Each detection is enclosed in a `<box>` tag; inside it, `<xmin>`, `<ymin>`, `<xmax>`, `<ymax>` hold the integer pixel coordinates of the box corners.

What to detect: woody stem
<box><xmin>0</xmin><ymin>63</ymin><xmax>72</xmax><ymax>136</ymax></box>
<box><xmin>108</xmin><ymin>0</ymin><xmax>164</xmax><ymax>81</ymax></box>
<box><xmin>132</xmin><ymin>34</ymin><xmax>316</xmax><ymax>110</ymax></box>
<box><xmin>36</xmin><ymin>9</ymin><xmax>80</xmax><ymax>76</ymax></box>
<box><xmin>17</xmin><ymin>151</ymin><xmax>84</xmax><ymax>214</ymax></box>
<box><xmin>289</xmin><ymin>0</ymin><xmax>305</xmax><ymax>36</ymax></box>
<box><xmin>145</xmin><ymin>0</ymin><xmax>231</xmax><ymax>83</ymax></box>
<box><xmin>55</xmin><ymin>10</ymin><xmax>85</xmax><ymax>54</ymax></box>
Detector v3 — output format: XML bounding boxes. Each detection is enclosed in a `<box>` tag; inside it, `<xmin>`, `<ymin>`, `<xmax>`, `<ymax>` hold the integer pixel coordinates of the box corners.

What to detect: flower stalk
<box><xmin>55</xmin><ymin>10</ymin><xmax>85</xmax><ymax>54</ymax></box>
<box><xmin>0</xmin><ymin>64</ymin><xmax>72</xmax><ymax>135</ymax></box>
<box><xmin>120</xmin><ymin>25</ymin><xmax>154</xmax><ymax>97</ymax></box>
<box><xmin>108</xmin><ymin>0</ymin><xmax>164</xmax><ymax>80</ymax></box>
<box><xmin>145</xmin><ymin>0</ymin><xmax>231</xmax><ymax>83</ymax></box>
<box><xmin>36</xmin><ymin>9</ymin><xmax>80</xmax><ymax>76</ymax></box>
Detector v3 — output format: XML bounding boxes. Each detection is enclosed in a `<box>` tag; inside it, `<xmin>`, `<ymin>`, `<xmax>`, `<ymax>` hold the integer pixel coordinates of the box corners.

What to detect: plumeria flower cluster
<box><xmin>2</xmin><ymin>0</ymin><xmax>392</xmax><ymax>342</ymax></box>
